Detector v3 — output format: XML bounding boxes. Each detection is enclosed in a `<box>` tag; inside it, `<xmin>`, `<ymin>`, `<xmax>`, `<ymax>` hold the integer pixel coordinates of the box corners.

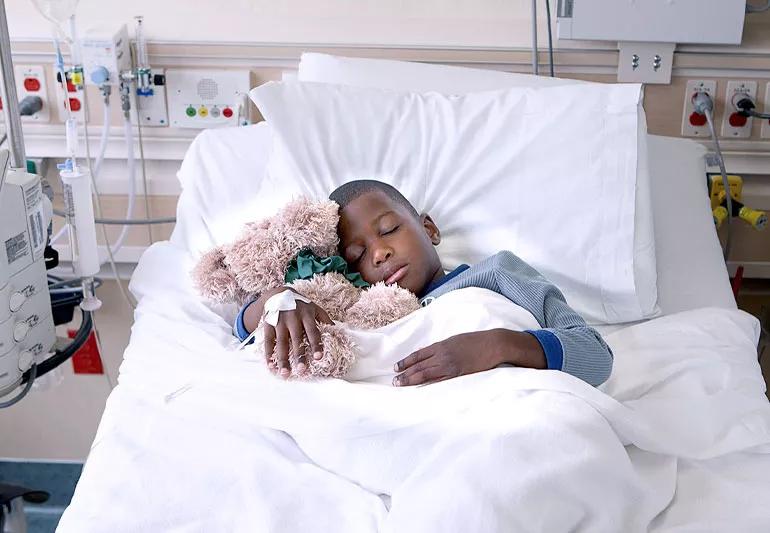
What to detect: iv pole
<box><xmin>0</xmin><ymin>0</ymin><xmax>27</xmax><ymax>170</ymax></box>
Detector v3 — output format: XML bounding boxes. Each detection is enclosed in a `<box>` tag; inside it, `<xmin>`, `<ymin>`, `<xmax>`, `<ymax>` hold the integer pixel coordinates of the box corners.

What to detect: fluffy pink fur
<box><xmin>223</xmin><ymin>199</ymin><xmax>339</xmax><ymax>295</ymax></box>
<box><xmin>288</xmin><ymin>272</ymin><xmax>361</xmax><ymax>323</ymax></box>
<box><xmin>191</xmin><ymin>245</ymin><xmax>248</xmax><ymax>304</ymax></box>
<box><xmin>347</xmin><ymin>282</ymin><xmax>421</xmax><ymax>329</ymax></box>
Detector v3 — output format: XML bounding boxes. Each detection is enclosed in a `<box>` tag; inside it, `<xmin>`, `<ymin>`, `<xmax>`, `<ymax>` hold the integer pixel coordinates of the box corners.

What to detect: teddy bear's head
<box><xmin>192</xmin><ymin>197</ymin><xmax>340</xmax><ymax>305</ymax></box>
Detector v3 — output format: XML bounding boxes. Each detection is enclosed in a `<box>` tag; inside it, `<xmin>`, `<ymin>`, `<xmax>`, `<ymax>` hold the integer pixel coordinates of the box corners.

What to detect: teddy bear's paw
<box><xmin>190</xmin><ymin>245</ymin><xmax>242</xmax><ymax>303</ymax></box>
<box><xmin>346</xmin><ymin>282</ymin><xmax>420</xmax><ymax>329</ymax></box>
<box><xmin>306</xmin><ymin>323</ymin><xmax>356</xmax><ymax>378</ymax></box>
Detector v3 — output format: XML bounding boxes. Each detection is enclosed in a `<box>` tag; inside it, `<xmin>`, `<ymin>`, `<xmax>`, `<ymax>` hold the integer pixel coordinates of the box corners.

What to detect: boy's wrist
<box><xmin>493</xmin><ymin>329</ymin><xmax>547</xmax><ymax>370</ymax></box>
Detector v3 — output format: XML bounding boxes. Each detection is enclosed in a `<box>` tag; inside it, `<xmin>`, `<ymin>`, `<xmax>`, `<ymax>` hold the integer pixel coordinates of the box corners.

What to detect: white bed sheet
<box><xmin>57</xmin><ymin>239</ymin><xmax>770</xmax><ymax>532</ymax></box>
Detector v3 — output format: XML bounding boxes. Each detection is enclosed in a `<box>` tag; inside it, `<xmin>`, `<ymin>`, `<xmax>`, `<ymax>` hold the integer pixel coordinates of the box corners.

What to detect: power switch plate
<box><xmin>681</xmin><ymin>80</ymin><xmax>717</xmax><ymax>137</ymax></box>
<box><xmin>721</xmin><ymin>80</ymin><xmax>757</xmax><ymax>138</ymax></box>
<box><xmin>761</xmin><ymin>83</ymin><xmax>770</xmax><ymax>140</ymax></box>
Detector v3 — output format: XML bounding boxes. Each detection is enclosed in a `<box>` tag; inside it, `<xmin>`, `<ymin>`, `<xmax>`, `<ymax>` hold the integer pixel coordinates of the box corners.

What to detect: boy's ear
<box><xmin>421</xmin><ymin>214</ymin><xmax>441</xmax><ymax>245</ymax></box>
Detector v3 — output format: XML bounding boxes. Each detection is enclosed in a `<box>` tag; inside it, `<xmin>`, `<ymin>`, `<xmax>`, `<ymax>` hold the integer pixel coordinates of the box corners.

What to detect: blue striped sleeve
<box><xmin>234</xmin><ymin>300</ymin><xmax>254</xmax><ymax>342</ymax></box>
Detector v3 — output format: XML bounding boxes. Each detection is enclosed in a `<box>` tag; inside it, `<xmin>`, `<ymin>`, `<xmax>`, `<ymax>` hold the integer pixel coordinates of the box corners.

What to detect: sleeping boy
<box><xmin>235</xmin><ymin>180</ymin><xmax>613</xmax><ymax>387</ymax></box>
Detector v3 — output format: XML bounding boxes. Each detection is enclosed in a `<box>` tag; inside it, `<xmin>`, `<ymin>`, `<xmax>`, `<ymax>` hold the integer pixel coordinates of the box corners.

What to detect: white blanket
<box><xmin>58</xmin><ymin>242</ymin><xmax>770</xmax><ymax>532</ymax></box>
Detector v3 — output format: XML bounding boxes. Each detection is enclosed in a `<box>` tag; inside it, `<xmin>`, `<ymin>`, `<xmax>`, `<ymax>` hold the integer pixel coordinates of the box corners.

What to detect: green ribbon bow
<box><xmin>285</xmin><ymin>249</ymin><xmax>370</xmax><ymax>288</ymax></box>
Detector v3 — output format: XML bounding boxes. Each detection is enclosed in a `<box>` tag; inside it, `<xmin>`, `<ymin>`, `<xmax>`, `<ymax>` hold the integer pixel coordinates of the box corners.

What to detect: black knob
<box><xmin>153</xmin><ymin>74</ymin><xmax>166</xmax><ymax>86</ymax></box>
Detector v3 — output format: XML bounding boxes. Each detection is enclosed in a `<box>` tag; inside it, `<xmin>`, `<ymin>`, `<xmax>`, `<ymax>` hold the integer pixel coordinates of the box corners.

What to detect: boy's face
<box><xmin>338</xmin><ymin>191</ymin><xmax>444</xmax><ymax>295</ymax></box>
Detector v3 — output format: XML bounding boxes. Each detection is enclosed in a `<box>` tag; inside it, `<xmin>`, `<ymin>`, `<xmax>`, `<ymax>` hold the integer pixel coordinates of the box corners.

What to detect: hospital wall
<box><xmin>1</xmin><ymin>1</ymin><xmax>770</xmax><ymax>460</ymax></box>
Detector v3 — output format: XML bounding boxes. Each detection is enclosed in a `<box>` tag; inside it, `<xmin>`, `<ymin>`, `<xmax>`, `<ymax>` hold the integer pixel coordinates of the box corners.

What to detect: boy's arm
<box><xmin>486</xmin><ymin>251</ymin><xmax>613</xmax><ymax>386</ymax></box>
<box><xmin>420</xmin><ymin>251</ymin><xmax>613</xmax><ymax>387</ymax></box>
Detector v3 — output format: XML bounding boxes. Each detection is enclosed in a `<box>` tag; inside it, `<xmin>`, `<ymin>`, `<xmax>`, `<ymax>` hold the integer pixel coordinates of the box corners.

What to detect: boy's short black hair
<box><xmin>329</xmin><ymin>180</ymin><xmax>419</xmax><ymax>218</ymax></box>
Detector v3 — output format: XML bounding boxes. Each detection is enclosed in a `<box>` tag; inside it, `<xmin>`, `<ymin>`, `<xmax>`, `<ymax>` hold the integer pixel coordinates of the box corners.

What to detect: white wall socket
<box><xmin>721</xmin><ymin>80</ymin><xmax>756</xmax><ymax>138</ymax></box>
<box><xmin>761</xmin><ymin>83</ymin><xmax>770</xmax><ymax>140</ymax></box>
<box><xmin>681</xmin><ymin>80</ymin><xmax>717</xmax><ymax>137</ymax></box>
<box><xmin>0</xmin><ymin>65</ymin><xmax>50</xmax><ymax>123</ymax></box>
<box><xmin>15</xmin><ymin>65</ymin><xmax>50</xmax><ymax>123</ymax></box>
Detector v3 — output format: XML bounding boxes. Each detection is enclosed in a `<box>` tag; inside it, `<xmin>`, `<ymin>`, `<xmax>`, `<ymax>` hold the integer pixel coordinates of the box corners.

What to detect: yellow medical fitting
<box><xmin>713</xmin><ymin>206</ymin><xmax>728</xmax><ymax>229</ymax></box>
<box><xmin>739</xmin><ymin>206</ymin><xmax>767</xmax><ymax>231</ymax></box>
<box><xmin>708</xmin><ymin>173</ymin><xmax>742</xmax><ymax>210</ymax></box>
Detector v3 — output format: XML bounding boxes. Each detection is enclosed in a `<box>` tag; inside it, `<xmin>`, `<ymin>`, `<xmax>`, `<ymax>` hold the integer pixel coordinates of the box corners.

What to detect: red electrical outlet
<box><xmin>68</xmin><ymin>329</ymin><xmax>104</xmax><ymax>374</ymax></box>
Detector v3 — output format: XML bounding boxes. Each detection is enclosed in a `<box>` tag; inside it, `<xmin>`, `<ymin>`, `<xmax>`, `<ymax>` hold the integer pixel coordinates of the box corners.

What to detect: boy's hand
<box><xmin>392</xmin><ymin>329</ymin><xmax>546</xmax><ymax>387</ymax></box>
<box><xmin>245</xmin><ymin>287</ymin><xmax>333</xmax><ymax>378</ymax></box>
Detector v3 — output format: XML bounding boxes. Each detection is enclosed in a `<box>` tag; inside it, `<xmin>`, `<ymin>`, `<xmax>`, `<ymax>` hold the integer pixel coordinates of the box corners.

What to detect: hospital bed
<box><xmin>56</xmin><ymin>58</ymin><xmax>770</xmax><ymax>532</ymax></box>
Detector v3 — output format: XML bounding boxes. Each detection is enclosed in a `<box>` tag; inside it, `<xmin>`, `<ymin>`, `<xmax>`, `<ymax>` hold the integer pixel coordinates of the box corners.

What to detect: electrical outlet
<box><xmin>681</xmin><ymin>80</ymin><xmax>717</xmax><ymax>137</ymax></box>
<box><xmin>15</xmin><ymin>65</ymin><xmax>50</xmax><ymax>123</ymax></box>
<box><xmin>761</xmin><ymin>83</ymin><xmax>770</xmax><ymax>140</ymax></box>
<box><xmin>721</xmin><ymin>80</ymin><xmax>757</xmax><ymax>138</ymax></box>
<box><xmin>130</xmin><ymin>69</ymin><xmax>169</xmax><ymax>127</ymax></box>
<box><xmin>54</xmin><ymin>71</ymin><xmax>86</xmax><ymax>123</ymax></box>
<box><xmin>0</xmin><ymin>65</ymin><xmax>50</xmax><ymax>123</ymax></box>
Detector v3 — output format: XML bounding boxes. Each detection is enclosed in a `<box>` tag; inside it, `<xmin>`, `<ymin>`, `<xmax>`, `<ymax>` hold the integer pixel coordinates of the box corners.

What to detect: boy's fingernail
<box><xmin>297</xmin><ymin>362</ymin><xmax>306</xmax><ymax>372</ymax></box>
<box><xmin>313</xmin><ymin>351</ymin><xmax>323</xmax><ymax>360</ymax></box>
<box><xmin>393</xmin><ymin>363</ymin><xmax>399</xmax><ymax>372</ymax></box>
<box><xmin>392</xmin><ymin>376</ymin><xmax>400</xmax><ymax>386</ymax></box>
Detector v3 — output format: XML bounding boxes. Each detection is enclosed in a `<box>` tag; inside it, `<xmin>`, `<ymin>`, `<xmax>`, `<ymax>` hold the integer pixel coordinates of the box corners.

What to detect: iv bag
<box><xmin>30</xmin><ymin>0</ymin><xmax>80</xmax><ymax>26</ymax></box>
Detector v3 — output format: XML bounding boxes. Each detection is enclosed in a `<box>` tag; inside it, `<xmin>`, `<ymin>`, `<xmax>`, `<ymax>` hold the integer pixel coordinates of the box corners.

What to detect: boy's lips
<box><xmin>384</xmin><ymin>265</ymin><xmax>409</xmax><ymax>285</ymax></box>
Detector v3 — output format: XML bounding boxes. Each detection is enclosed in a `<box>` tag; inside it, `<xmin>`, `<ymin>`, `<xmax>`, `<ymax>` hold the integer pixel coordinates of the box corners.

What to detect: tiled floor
<box><xmin>0</xmin><ymin>461</ymin><xmax>83</xmax><ymax>532</ymax></box>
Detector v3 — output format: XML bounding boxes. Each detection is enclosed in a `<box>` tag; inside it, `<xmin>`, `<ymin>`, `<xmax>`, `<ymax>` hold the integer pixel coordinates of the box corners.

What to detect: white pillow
<box><xmin>298</xmin><ymin>52</ymin><xmax>584</xmax><ymax>93</ymax></box>
<box><xmin>297</xmin><ymin>53</ymin><xmax>659</xmax><ymax>321</ymax></box>
<box><xmin>250</xmin><ymin>80</ymin><xmax>648</xmax><ymax>324</ymax></box>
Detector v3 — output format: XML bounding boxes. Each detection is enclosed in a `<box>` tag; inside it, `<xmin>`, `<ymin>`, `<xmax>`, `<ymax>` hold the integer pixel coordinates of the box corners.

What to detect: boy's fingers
<box><xmin>274</xmin><ymin>323</ymin><xmax>291</xmax><ymax>378</ymax></box>
<box><xmin>285</xmin><ymin>313</ymin><xmax>306</xmax><ymax>361</ymax></box>
<box><xmin>263</xmin><ymin>325</ymin><xmax>277</xmax><ymax>370</ymax></box>
<box><xmin>314</xmin><ymin>305</ymin><xmax>334</xmax><ymax>325</ymax></box>
<box><xmin>302</xmin><ymin>315</ymin><xmax>325</xmax><ymax>360</ymax></box>
<box><xmin>394</xmin><ymin>347</ymin><xmax>432</xmax><ymax>372</ymax></box>
<box><xmin>393</xmin><ymin>365</ymin><xmax>444</xmax><ymax>387</ymax></box>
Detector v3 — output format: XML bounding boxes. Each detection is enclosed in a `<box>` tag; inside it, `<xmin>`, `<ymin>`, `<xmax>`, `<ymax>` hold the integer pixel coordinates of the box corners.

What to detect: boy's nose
<box><xmin>372</xmin><ymin>247</ymin><xmax>393</xmax><ymax>266</ymax></box>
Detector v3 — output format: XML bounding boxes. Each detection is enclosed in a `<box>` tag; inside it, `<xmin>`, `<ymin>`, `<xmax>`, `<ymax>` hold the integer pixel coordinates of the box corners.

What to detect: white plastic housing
<box><xmin>557</xmin><ymin>0</ymin><xmax>746</xmax><ymax>45</ymax></box>
<box><xmin>60</xmin><ymin>167</ymin><xmax>100</xmax><ymax>278</ymax></box>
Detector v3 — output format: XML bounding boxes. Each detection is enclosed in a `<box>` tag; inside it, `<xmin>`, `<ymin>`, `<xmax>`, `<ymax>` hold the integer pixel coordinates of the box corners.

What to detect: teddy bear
<box><xmin>191</xmin><ymin>197</ymin><xmax>420</xmax><ymax>378</ymax></box>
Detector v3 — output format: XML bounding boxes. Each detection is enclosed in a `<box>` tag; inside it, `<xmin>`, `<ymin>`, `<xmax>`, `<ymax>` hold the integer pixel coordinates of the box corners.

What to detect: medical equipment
<box><xmin>556</xmin><ymin>0</ymin><xmax>746</xmax><ymax>44</ymax></box>
<box><xmin>709</xmin><ymin>175</ymin><xmax>768</xmax><ymax>231</ymax></box>
<box><xmin>0</xmin><ymin>0</ymin><xmax>57</xmax><ymax>402</ymax></box>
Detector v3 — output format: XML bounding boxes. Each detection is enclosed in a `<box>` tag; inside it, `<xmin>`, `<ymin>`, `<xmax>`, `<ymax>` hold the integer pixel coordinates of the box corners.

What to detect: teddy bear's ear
<box><xmin>191</xmin><ymin>245</ymin><xmax>244</xmax><ymax>304</ymax></box>
<box><xmin>275</xmin><ymin>198</ymin><xmax>340</xmax><ymax>258</ymax></box>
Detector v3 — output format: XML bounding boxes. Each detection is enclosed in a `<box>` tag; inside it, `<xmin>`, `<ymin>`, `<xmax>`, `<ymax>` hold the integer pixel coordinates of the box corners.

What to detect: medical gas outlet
<box><xmin>720</xmin><ymin>81</ymin><xmax>756</xmax><ymax>139</ymax></box>
<box><xmin>681</xmin><ymin>80</ymin><xmax>716</xmax><ymax>137</ymax></box>
<box><xmin>709</xmin><ymin>174</ymin><xmax>767</xmax><ymax>231</ymax></box>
